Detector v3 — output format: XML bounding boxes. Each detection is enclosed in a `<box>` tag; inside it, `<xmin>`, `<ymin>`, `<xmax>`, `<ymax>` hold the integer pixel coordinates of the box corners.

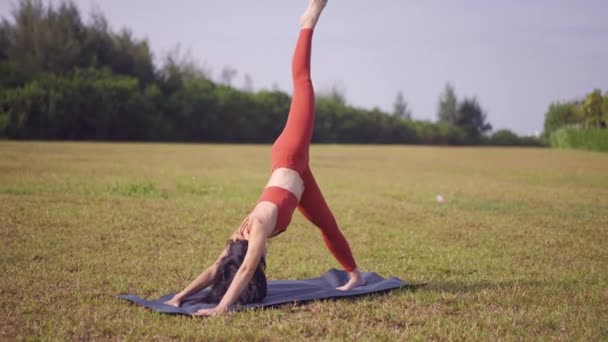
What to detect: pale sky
<box><xmin>2</xmin><ymin>0</ymin><xmax>608</xmax><ymax>135</ymax></box>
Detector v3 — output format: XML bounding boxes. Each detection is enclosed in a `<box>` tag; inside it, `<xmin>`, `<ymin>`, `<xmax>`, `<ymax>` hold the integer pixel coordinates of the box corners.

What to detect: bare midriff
<box><xmin>265</xmin><ymin>167</ymin><xmax>304</xmax><ymax>201</ymax></box>
<box><xmin>239</xmin><ymin>168</ymin><xmax>303</xmax><ymax>239</ymax></box>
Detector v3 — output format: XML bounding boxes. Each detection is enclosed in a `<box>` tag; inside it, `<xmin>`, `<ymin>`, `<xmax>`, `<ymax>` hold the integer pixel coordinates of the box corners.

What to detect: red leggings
<box><xmin>271</xmin><ymin>29</ymin><xmax>357</xmax><ymax>272</ymax></box>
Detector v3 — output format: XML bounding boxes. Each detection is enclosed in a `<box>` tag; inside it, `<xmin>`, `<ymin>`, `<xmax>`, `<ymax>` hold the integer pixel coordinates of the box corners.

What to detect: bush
<box><xmin>550</xmin><ymin>127</ymin><xmax>608</xmax><ymax>152</ymax></box>
<box><xmin>486</xmin><ymin>129</ymin><xmax>545</xmax><ymax>147</ymax></box>
<box><xmin>517</xmin><ymin>135</ymin><xmax>546</xmax><ymax>147</ymax></box>
<box><xmin>543</xmin><ymin>102</ymin><xmax>584</xmax><ymax>139</ymax></box>
<box><xmin>488</xmin><ymin>129</ymin><xmax>519</xmax><ymax>145</ymax></box>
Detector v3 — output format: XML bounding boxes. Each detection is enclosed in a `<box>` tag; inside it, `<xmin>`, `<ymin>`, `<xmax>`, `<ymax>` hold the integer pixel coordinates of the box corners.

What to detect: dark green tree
<box><xmin>455</xmin><ymin>97</ymin><xmax>492</xmax><ymax>140</ymax></box>
<box><xmin>437</xmin><ymin>83</ymin><xmax>457</xmax><ymax>125</ymax></box>
<box><xmin>393</xmin><ymin>91</ymin><xmax>412</xmax><ymax>119</ymax></box>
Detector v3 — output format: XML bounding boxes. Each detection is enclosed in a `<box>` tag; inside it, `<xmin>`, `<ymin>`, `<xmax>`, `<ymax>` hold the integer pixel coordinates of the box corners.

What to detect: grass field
<box><xmin>1</xmin><ymin>142</ymin><xmax>607</xmax><ymax>340</ymax></box>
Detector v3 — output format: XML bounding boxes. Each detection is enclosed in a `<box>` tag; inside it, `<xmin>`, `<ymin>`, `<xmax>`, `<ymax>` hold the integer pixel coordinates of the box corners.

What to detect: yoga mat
<box><xmin>119</xmin><ymin>269</ymin><xmax>411</xmax><ymax>315</ymax></box>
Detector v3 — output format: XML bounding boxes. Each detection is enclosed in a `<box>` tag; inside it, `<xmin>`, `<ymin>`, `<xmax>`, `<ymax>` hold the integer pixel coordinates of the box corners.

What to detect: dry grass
<box><xmin>1</xmin><ymin>142</ymin><xmax>607</xmax><ymax>340</ymax></box>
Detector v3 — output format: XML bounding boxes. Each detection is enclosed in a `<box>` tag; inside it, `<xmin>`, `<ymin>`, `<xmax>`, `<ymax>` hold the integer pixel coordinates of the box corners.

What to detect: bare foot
<box><xmin>300</xmin><ymin>0</ymin><xmax>328</xmax><ymax>29</ymax></box>
<box><xmin>337</xmin><ymin>268</ymin><xmax>366</xmax><ymax>291</ymax></box>
<box><xmin>163</xmin><ymin>296</ymin><xmax>182</xmax><ymax>307</ymax></box>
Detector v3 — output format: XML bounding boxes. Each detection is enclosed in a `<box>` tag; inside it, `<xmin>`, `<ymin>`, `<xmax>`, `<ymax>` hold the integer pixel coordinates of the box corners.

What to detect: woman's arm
<box><xmin>194</xmin><ymin>216</ymin><xmax>271</xmax><ymax>316</ymax></box>
<box><xmin>164</xmin><ymin>245</ymin><xmax>229</xmax><ymax>307</ymax></box>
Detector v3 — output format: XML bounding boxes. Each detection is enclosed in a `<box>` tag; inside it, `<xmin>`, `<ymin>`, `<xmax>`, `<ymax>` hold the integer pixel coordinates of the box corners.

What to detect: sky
<box><xmin>2</xmin><ymin>0</ymin><xmax>608</xmax><ymax>135</ymax></box>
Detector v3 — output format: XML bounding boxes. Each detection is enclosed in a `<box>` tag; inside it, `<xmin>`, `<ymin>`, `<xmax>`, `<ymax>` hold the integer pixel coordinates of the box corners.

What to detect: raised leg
<box><xmin>270</xmin><ymin>1</ymin><xmax>328</xmax><ymax>174</ymax></box>
<box><xmin>278</xmin><ymin>28</ymin><xmax>315</xmax><ymax>152</ymax></box>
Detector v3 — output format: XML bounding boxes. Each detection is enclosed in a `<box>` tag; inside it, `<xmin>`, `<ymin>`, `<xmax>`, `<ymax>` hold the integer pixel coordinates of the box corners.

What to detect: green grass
<box><xmin>1</xmin><ymin>142</ymin><xmax>607</xmax><ymax>340</ymax></box>
<box><xmin>550</xmin><ymin>127</ymin><xmax>608</xmax><ymax>152</ymax></box>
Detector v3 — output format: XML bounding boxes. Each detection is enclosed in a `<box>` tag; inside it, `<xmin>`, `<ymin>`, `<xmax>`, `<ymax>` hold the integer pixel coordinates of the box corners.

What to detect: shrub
<box><xmin>550</xmin><ymin>127</ymin><xmax>608</xmax><ymax>152</ymax></box>
<box><xmin>488</xmin><ymin>129</ymin><xmax>520</xmax><ymax>146</ymax></box>
<box><xmin>486</xmin><ymin>129</ymin><xmax>546</xmax><ymax>147</ymax></box>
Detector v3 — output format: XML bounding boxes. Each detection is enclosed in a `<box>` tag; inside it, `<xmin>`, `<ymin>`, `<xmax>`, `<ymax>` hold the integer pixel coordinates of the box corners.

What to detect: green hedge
<box><xmin>550</xmin><ymin>127</ymin><xmax>608</xmax><ymax>152</ymax></box>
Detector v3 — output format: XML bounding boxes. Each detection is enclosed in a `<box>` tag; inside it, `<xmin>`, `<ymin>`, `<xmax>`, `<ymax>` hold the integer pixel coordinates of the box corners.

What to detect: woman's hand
<box><xmin>194</xmin><ymin>305</ymin><xmax>228</xmax><ymax>317</ymax></box>
<box><xmin>163</xmin><ymin>295</ymin><xmax>182</xmax><ymax>307</ymax></box>
<box><xmin>337</xmin><ymin>268</ymin><xmax>366</xmax><ymax>291</ymax></box>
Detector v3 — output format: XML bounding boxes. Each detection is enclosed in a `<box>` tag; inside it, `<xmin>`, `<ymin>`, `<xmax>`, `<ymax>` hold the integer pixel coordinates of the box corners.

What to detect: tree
<box><xmin>582</xmin><ymin>89</ymin><xmax>604</xmax><ymax>128</ymax></box>
<box><xmin>4</xmin><ymin>0</ymin><xmax>48</xmax><ymax>74</ymax></box>
<box><xmin>543</xmin><ymin>101</ymin><xmax>584</xmax><ymax>137</ymax></box>
<box><xmin>0</xmin><ymin>19</ymin><xmax>9</xmax><ymax>60</ymax></box>
<box><xmin>220</xmin><ymin>65</ymin><xmax>238</xmax><ymax>86</ymax></box>
<box><xmin>157</xmin><ymin>45</ymin><xmax>210</xmax><ymax>95</ymax></box>
<box><xmin>455</xmin><ymin>97</ymin><xmax>492</xmax><ymax>140</ymax></box>
<box><xmin>1</xmin><ymin>0</ymin><xmax>157</xmax><ymax>82</ymax></box>
<box><xmin>603</xmin><ymin>92</ymin><xmax>608</xmax><ymax>128</ymax></box>
<box><xmin>393</xmin><ymin>91</ymin><xmax>412</xmax><ymax>119</ymax></box>
<box><xmin>437</xmin><ymin>82</ymin><xmax>457</xmax><ymax>125</ymax></box>
<box><xmin>242</xmin><ymin>73</ymin><xmax>254</xmax><ymax>92</ymax></box>
<box><xmin>318</xmin><ymin>83</ymin><xmax>347</xmax><ymax>105</ymax></box>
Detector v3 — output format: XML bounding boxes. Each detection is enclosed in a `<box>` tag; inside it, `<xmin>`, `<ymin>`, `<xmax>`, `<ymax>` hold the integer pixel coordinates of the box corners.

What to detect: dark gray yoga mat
<box><xmin>119</xmin><ymin>269</ymin><xmax>410</xmax><ymax>315</ymax></box>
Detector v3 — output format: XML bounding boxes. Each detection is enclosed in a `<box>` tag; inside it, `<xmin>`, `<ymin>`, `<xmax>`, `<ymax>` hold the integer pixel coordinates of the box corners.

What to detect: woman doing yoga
<box><xmin>165</xmin><ymin>0</ymin><xmax>364</xmax><ymax>316</ymax></box>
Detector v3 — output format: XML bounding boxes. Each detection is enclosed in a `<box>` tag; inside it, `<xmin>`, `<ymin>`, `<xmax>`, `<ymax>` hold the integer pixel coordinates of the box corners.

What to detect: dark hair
<box><xmin>205</xmin><ymin>239</ymin><xmax>267</xmax><ymax>305</ymax></box>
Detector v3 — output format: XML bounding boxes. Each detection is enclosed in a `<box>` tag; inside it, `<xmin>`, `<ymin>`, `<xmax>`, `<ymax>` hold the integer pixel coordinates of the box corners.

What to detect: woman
<box><xmin>165</xmin><ymin>0</ymin><xmax>364</xmax><ymax>316</ymax></box>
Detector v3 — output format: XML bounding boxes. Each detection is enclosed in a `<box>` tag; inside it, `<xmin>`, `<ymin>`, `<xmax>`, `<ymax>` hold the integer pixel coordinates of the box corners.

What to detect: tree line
<box><xmin>543</xmin><ymin>89</ymin><xmax>608</xmax><ymax>138</ymax></box>
<box><xmin>0</xmin><ymin>0</ymin><xmax>543</xmax><ymax>146</ymax></box>
<box><xmin>542</xmin><ymin>89</ymin><xmax>608</xmax><ymax>152</ymax></box>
